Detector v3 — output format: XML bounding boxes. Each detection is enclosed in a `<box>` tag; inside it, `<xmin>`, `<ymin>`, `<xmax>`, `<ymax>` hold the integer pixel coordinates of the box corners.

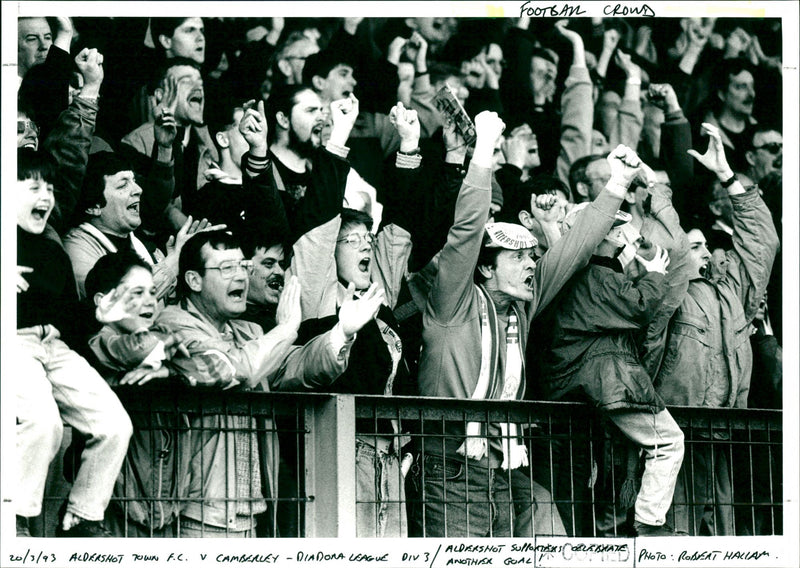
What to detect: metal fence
<box><xmin>39</xmin><ymin>387</ymin><xmax>782</xmax><ymax>538</ymax></box>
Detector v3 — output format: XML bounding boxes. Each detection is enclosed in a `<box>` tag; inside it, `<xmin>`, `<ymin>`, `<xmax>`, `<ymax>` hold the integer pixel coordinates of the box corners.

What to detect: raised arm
<box><xmin>427</xmin><ymin>111</ymin><xmax>505</xmax><ymax>323</ymax></box>
<box><xmin>531</xmin><ymin>145</ymin><xmax>643</xmax><ymax>318</ymax></box>
<box><xmin>688</xmin><ymin>123</ymin><xmax>779</xmax><ymax>320</ymax></box>
<box><xmin>553</xmin><ymin>20</ymin><xmax>593</xmax><ymax>188</ymax></box>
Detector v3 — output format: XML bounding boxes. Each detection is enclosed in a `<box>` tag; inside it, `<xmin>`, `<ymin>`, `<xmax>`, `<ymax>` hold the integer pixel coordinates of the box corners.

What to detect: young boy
<box><xmin>15</xmin><ymin>148</ymin><xmax>132</xmax><ymax>537</ymax></box>
<box><xmin>84</xmin><ymin>250</ymin><xmax>187</xmax><ymax>536</ymax></box>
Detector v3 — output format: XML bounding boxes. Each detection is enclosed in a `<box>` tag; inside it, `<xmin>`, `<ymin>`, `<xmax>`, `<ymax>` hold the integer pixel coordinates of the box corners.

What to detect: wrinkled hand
<box><xmin>166</xmin><ymin>215</ymin><xmax>228</xmax><ymax>257</ymax></box>
<box><xmin>636</xmin><ymin>244</ymin><xmax>670</xmax><ymax>274</ymax></box>
<box><xmin>120</xmin><ymin>365</ymin><xmax>170</xmax><ymax>386</ymax></box>
<box><xmin>338</xmin><ymin>282</ymin><xmax>385</xmax><ymax>338</ymax></box>
<box><xmin>530</xmin><ymin>193</ymin><xmax>562</xmax><ymax>225</ymax></box>
<box><xmin>603</xmin><ymin>28</ymin><xmax>621</xmax><ymax>53</ymax></box>
<box><xmin>95</xmin><ymin>282</ymin><xmax>138</xmax><ymax>323</ymax></box>
<box><xmin>239</xmin><ymin>99</ymin><xmax>268</xmax><ymax>154</ymax></box>
<box><xmin>275</xmin><ymin>275</ymin><xmax>302</xmax><ymax>333</ymax></box>
<box><xmin>687</xmin><ymin>123</ymin><xmax>732</xmax><ymax>176</ymax></box>
<box><xmin>389</xmin><ymin>102</ymin><xmax>420</xmax><ymax>145</ymax></box>
<box><xmin>442</xmin><ymin>115</ymin><xmax>466</xmax><ymax>157</ymax></box>
<box><xmin>686</xmin><ymin>18</ymin><xmax>712</xmax><ymax>49</ymax></box>
<box><xmin>74</xmin><ymin>48</ymin><xmax>104</xmax><ymax>87</ymax></box>
<box><xmin>17</xmin><ymin>266</ymin><xmax>33</xmax><ymax>294</ymax></box>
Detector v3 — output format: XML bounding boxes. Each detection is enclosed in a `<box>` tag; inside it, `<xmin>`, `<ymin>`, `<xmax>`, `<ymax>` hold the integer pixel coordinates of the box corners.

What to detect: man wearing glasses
<box><xmin>155</xmin><ymin>229</ymin><xmax>382</xmax><ymax>537</ymax></box>
<box><xmin>745</xmin><ymin>127</ymin><xmax>782</xmax><ymax>184</ymax></box>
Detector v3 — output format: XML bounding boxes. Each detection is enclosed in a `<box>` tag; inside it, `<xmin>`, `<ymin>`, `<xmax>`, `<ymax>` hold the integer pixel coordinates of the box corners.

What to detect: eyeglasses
<box><xmin>204</xmin><ymin>260</ymin><xmax>254</xmax><ymax>279</ymax></box>
<box><xmin>753</xmin><ymin>142</ymin><xmax>782</xmax><ymax>154</ymax></box>
<box><xmin>336</xmin><ymin>232</ymin><xmax>376</xmax><ymax>249</ymax></box>
<box><xmin>17</xmin><ymin>119</ymin><xmax>39</xmax><ymax>136</ymax></box>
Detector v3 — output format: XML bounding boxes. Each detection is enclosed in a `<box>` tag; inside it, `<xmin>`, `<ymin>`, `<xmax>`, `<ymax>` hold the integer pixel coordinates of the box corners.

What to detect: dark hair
<box><xmin>240</xmin><ymin>226</ymin><xmax>291</xmax><ymax>264</ymax></box>
<box><xmin>340</xmin><ymin>208</ymin><xmax>374</xmax><ymax>234</ymax></box>
<box><xmin>85</xmin><ymin>250</ymin><xmax>152</xmax><ymax>302</ymax></box>
<box><xmin>494</xmin><ymin>174</ymin><xmax>572</xmax><ymax>223</ymax></box>
<box><xmin>17</xmin><ymin>147</ymin><xmax>57</xmax><ymax>184</ymax></box>
<box><xmin>714</xmin><ymin>57</ymin><xmax>756</xmax><ymax>95</ymax></box>
<box><xmin>148</xmin><ymin>56</ymin><xmax>202</xmax><ymax>95</ymax></box>
<box><xmin>474</xmin><ymin>235</ymin><xmax>502</xmax><ymax>284</ymax></box>
<box><xmin>150</xmin><ymin>17</ymin><xmax>195</xmax><ymax>54</ymax></box>
<box><xmin>265</xmin><ymin>84</ymin><xmax>316</xmax><ymax>144</ymax></box>
<box><xmin>303</xmin><ymin>48</ymin><xmax>355</xmax><ymax>86</ymax></box>
<box><xmin>177</xmin><ymin>229</ymin><xmax>241</xmax><ymax>298</ymax></box>
<box><xmin>429</xmin><ymin>62</ymin><xmax>463</xmax><ymax>87</ymax></box>
<box><xmin>531</xmin><ymin>47</ymin><xmax>558</xmax><ymax>67</ymax></box>
<box><xmin>439</xmin><ymin>32</ymin><xmax>488</xmax><ymax>65</ymax></box>
<box><xmin>568</xmin><ymin>154</ymin><xmax>606</xmax><ymax>201</ymax></box>
<box><xmin>80</xmin><ymin>151</ymin><xmax>133</xmax><ymax>215</ymax></box>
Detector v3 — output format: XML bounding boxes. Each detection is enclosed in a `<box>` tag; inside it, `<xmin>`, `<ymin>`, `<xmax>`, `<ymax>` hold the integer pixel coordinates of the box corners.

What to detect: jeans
<box><xmin>16</xmin><ymin>326</ymin><xmax>133</xmax><ymax>521</ymax></box>
<box><xmin>511</xmin><ymin>468</ymin><xmax>568</xmax><ymax>536</ymax></box>
<box><xmin>416</xmin><ymin>454</ymin><xmax>512</xmax><ymax>537</ymax></box>
<box><xmin>607</xmin><ymin>409</ymin><xmax>684</xmax><ymax>526</ymax></box>
<box><xmin>355</xmin><ymin>437</ymin><xmax>407</xmax><ymax>537</ymax></box>
<box><xmin>671</xmin><ymin>443</ymin><xmax>734</xmax><ymax>535</ymax></box>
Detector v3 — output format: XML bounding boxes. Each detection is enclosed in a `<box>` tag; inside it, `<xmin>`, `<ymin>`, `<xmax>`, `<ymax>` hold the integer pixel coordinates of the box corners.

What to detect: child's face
<box><xmin>17</xmin><ymin>176</ymin><xmax>54</xmax><ymax>234</ymax></box>
<box><xmin>114</xmin><ymin>266</ymin><xmax>158</xmax><ymax>333</ymax></box>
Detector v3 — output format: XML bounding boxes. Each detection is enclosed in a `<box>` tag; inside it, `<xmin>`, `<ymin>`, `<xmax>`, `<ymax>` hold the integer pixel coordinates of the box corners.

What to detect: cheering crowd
<box><xmin>15</xmin><ymin>14</ymin><xmax>782</xmax><ymax>538</ymax></box>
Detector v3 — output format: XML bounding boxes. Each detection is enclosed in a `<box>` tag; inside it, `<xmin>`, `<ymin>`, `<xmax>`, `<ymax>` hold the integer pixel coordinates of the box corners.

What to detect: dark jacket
<box><xmin>654</xmin><ymin>187</ymin><xmax>779</xmax><ymax>408</ymax></box>
<box><xmin>539</xmin><ymin>256</ymin><xmax>667</xmax><ymax>413</ymax></box>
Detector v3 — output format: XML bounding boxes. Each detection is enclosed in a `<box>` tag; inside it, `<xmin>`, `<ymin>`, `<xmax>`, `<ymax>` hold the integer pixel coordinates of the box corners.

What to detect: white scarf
<box><xmin>457</xmin><ymin>285</ymin><xmax>528</xmax><ymax>470</ymax></box>
<box><xmin>78</xmin><ymin>222</ymin><xmax>155</xmax><ymax>266</ymax></box>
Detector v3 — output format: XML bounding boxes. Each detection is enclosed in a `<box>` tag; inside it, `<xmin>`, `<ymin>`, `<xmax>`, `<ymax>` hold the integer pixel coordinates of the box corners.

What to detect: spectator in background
<box><xmin>18</xmin><ymin>17</ymin><xmax>74</xmax><ymax>142</ymax></box>
<box><xmin>121</xmin><ymin>58</ymin><xmax>219</xmax><ymax>231</ymax></box>
<box><xmin>695</xmin><ymin>57</ymin><xmax>757</xmax><ymax>174</ymax></box>
<box><xmin>745</xmin><ymin>126</ymin><xmax>782</xmax><ymax>185</ymax></box>
<box><xmin>17</xmin><ymin>17</ymin><xmax>54</xmax><ymax>83</ymax></box>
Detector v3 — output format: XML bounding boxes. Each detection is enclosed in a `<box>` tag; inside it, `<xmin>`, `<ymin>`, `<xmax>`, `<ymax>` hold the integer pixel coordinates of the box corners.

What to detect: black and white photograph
<box><xmin>2</xmin><ymin>1</ymin><xmax>797</xmax><ymax>566</ymax></box>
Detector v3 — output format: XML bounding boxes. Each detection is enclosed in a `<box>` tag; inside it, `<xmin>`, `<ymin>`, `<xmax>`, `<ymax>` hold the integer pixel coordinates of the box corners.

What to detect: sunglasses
<box><xmin>753</xmin><ymin>142</ymin><xmax>782</xmax><ymax>154</ymax></box>
<box><xmin>17</xmin><ymin>119</ymin><xmax>39</xmax><ymax>136</ymax></box>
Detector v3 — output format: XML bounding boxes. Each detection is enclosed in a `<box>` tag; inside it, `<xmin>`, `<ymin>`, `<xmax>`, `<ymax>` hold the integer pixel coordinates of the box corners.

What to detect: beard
<box><xmin>288</xmin><ymin>125</ymin><xmax>317</xmax><ymax>159</ymax></box>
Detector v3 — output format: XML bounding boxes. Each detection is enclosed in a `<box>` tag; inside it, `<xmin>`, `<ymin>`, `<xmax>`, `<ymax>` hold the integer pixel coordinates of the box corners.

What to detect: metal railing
<box><xmin>39</xmin><ymin>388</ymin><xmax>782</xmax><ymax>538</ymax></box>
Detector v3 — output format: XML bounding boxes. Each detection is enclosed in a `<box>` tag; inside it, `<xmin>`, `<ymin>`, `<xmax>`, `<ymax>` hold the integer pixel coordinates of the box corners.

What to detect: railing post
<box><xmin>305</xmin><ymin>394</ymin><xmax>356</xmax><ymax>537</ymax></box>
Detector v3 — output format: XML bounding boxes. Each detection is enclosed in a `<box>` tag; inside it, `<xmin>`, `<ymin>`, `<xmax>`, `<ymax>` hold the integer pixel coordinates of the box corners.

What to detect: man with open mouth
<box><xmin>286</xmin><ymin>101</ymin><xmax>423</xmax><ymax>537</ymax></box>
<box><xmin>651</xmin><ymin>122</ymin><xmax>779</xmax><ymax>535</ymax></box>
<box><xmin>63</xmin><ymin>151</ymin><xmax>213</xmax><ymax>302</ymax></box>
<box><xmin>415</xmin><ymin>105</ymin><xmax>664</xmax><ymax>538</ymax></box>
<box><xmin>154</xmin><ymin>229</ymin><xmax>381</xmax><ymax>537</ymax></box>
<box><xmin>121</xmin><ymin>57</ymin><xmax>219</xmax><ymax>234</ymax></box>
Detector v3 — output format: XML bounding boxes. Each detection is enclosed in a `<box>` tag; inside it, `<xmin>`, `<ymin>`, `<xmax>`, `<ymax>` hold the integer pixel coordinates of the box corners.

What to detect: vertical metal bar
<box><xmin>305</xmin><ymin>395</ymin><xmax>356</xmax><ymax>537</ymax></box>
